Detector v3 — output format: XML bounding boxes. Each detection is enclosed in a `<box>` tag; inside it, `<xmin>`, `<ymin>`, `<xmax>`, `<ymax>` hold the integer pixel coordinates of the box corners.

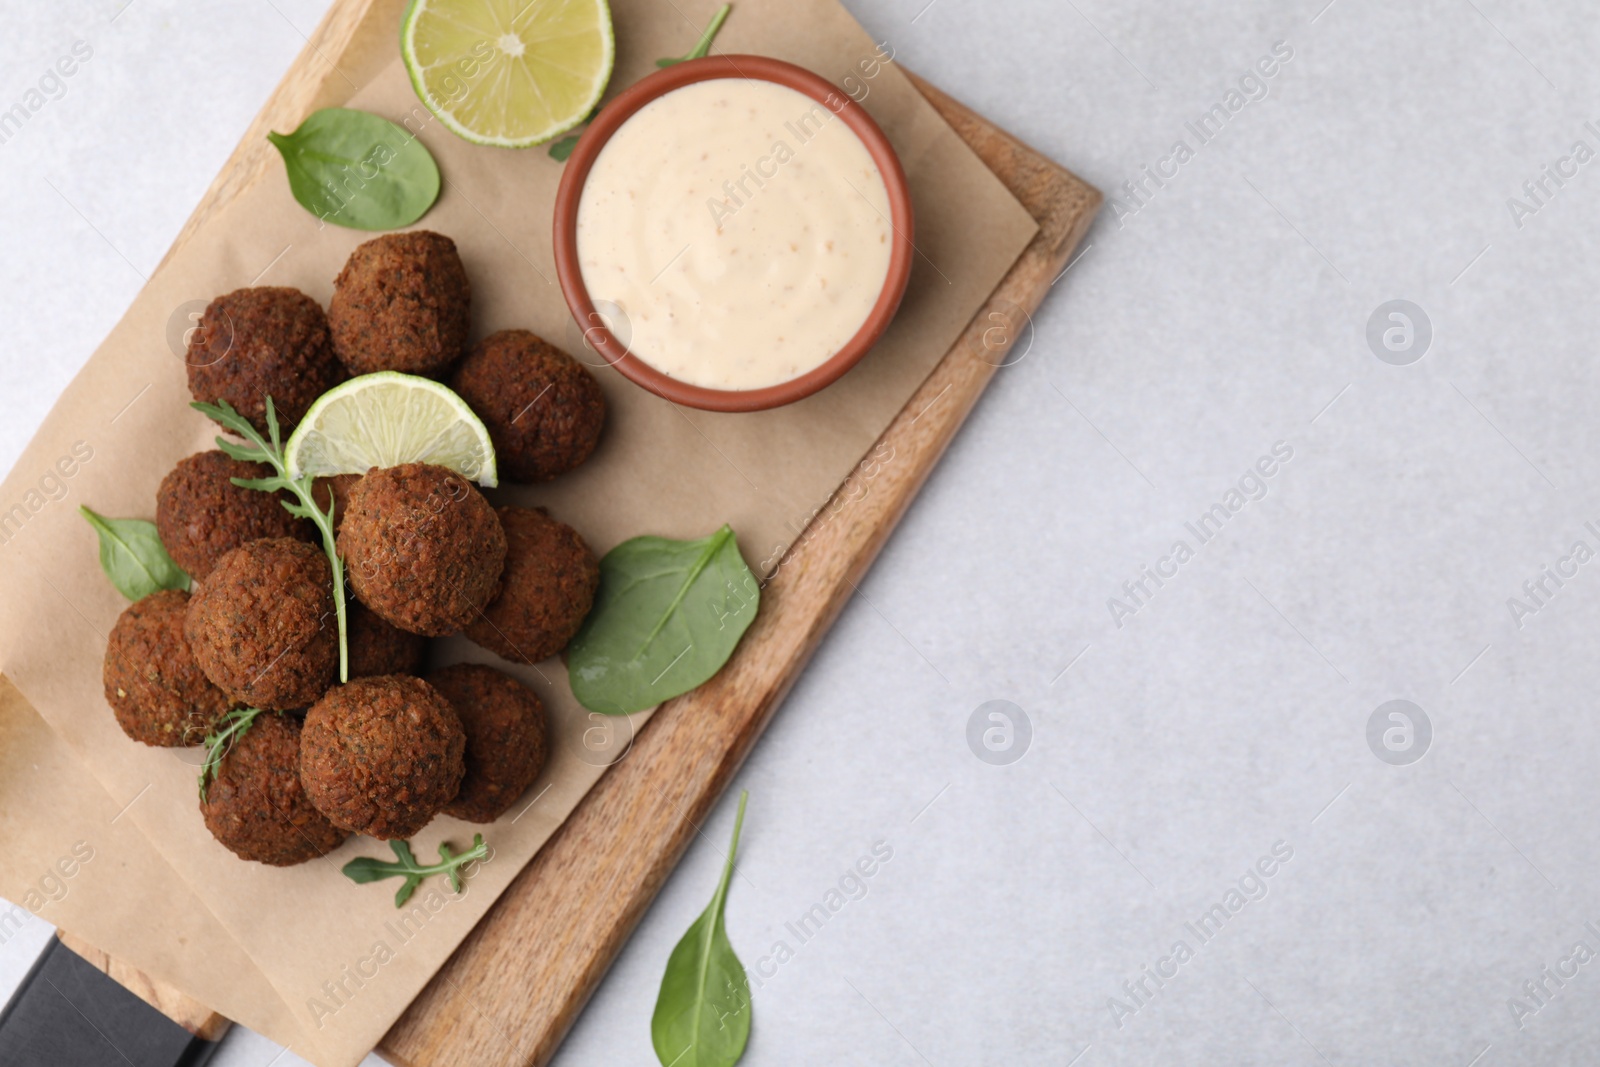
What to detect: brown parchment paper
<box><xmin>0</xmin><ymin>0</ymin><xmax>1038</xmax><ymax>1064</ymax></box>
<box><xmin>0</xmin><ymin>677</ymin><xmax>317</xmax><ymax>1052</ymax></box>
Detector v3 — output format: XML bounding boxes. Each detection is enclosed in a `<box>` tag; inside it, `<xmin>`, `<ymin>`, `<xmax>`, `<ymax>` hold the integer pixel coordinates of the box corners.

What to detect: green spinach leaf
<box><xmin>79</xmin><ymin>506</ymin><xmax>190</xmax><ymax>601</ymax></box>
<box><xmin>567</xmin><ymin>525</ymin><xmax>759</xmax><ymax>715</ymax></box>
<box><xmin>652</xmin><ymin>790</ymin><xmax>751</xmax><ymax>1067</ymax></box>
<box><xmin>268</xmin><ymin>107</ymin><xmax>440</xmax><ymax>231</ymax></box>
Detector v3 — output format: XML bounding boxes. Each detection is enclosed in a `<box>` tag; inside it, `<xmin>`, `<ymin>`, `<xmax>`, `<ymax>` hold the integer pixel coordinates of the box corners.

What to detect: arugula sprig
<box><xmin>657</xmin><ymin>4</ymin><xmax>732</xmax><ymax>66</ymax></box>
<box><xmin>342</xmin><ymin>834</ymin><xmax>490</xmax><ymax>907</ymax></box>
<box><xmin>197</xmin><ymin>706</ymin><xmax>263</xmax><ymax>801</ymax></box>
<box><xmin>190</xmin><ymin>396</ymin><xmax>349</xmax><ymax>682</ymax></box>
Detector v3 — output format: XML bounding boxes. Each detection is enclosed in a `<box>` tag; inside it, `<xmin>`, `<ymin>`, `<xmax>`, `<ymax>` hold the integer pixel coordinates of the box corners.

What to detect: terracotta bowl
<box><xmin>552</xmin><ymin>55</ymin><xmax>915</xmax><ymax>413</ymax></box>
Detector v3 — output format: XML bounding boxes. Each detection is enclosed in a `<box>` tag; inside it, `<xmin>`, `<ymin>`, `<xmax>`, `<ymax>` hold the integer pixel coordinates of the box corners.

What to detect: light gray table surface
<box><xmin>5</xmin><ymin>1</ymin><xmax>1599</xmax><ymax>1064</ymax></box>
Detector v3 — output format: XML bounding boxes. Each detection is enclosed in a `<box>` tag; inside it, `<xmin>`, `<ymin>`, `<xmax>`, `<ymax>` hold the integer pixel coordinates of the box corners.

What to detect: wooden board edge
<box><xmin>379</xmin><ymin>74</ymin><xmax>1100</xmax><ymax>1067</ymax></box>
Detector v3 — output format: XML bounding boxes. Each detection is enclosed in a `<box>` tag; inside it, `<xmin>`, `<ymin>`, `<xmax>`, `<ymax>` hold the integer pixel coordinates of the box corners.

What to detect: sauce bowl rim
<box><xmin>551</xmin><ymin>54</ymin><xmax>916</xmax><ymax>414</ymax></box>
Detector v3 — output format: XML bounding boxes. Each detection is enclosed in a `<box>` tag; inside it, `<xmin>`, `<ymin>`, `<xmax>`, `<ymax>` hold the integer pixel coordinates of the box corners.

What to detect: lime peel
<box><xmin>285</xmin><ymin>371</ymin><xmax>498</xmax><ymax>487</ymax></box>
<box><xmin>401</xmin><ymin>0</ymin><xmax>615</xmax><ymax>149</ymax></box>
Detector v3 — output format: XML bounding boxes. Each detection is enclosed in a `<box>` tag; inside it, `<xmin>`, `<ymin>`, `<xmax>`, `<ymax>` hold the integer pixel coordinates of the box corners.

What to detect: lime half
<box><xmin>285</xmin><ymin>372</ymin><xmax>498</xmax><ymax>487</ymax></box>
<box><xmin>401</xmin><ymin>0</ymin><xmax>614</xmax><ymax>148</ymax></box>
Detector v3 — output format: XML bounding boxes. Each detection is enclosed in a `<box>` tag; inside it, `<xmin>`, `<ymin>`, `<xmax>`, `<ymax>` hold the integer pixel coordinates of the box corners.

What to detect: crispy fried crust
<box><xmin>427</xmin><ymin>664</ymin><xmax>547</xmax><ymax>823</ymax></box>
<box><xmin>185</xmin><ymin>538</ymin><xmax>337</xmax><ymax>710</ymax></box>
<box><xmin>450</xmin><ymin>330</ymin><xmax>606</xmax><ymax>483</ymax></box>
<box><xmin>329</xmin><ymin>231</ymin><xmax>470</xmax><ymax>377</ymax></box>
<box><xmin>156</xmin><ymin>450</ymin><xmax>313</xmax><ymax>580</ymax></box>
<box><xmin>186</xmin><ymin>287</ymin><xmax>344</xmax><ymax>435</ymax></box>
<box><xmin>465</xmin><ymin>506</ymin><xmax>596</xmax><ymax>664</ymax></box>
<box><xmin>201</xmin><ymin>712</ymin><xmax>347</xmax><ymax>866</ymax></box>
<box><xmin>348</xmin><ymin>600</ymin><xmax>427</xmax><ymax>678</ymax></box>
<box><xmin>312</xmin><ymin>472</ymin><xmax>361</xmax><ymax>535</ymax></box>
<box><xmin>338</xmin><ymin>463</ymin><xmax>506</xmax><ymax>637</ymax></box>
<box><xmin>103</xmin><ymin>589</ymin><xmax>234</xmax><ymax>747</ymax></box>
<box><xmin>299</xmin><ymin>675</ymin><xmax>465</xmax><ymax>840</ymax></box>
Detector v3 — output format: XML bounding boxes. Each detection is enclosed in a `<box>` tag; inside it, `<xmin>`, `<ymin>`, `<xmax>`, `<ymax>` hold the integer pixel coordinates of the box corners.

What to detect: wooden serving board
<box><xmin>50</xmin><ymin>0</ymin><xmax>1101</xmax><ymax>1062</ymax></box>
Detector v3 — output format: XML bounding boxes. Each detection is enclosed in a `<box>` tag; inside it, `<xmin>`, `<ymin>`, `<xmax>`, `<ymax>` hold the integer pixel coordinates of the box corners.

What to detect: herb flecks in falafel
<box><xmin>427</xmin><ymin>664</ymin><xmax>548</xmax><ymax>823</ymax></box>
<box><xmin>347</xmin><ymin>600</ymin><xmax>427</xmax><ymax>678</ymax></box>
<box><xmin>300</xmin><ymin>675</ymin><xmax>466</xmax><ymax>840</ymax></box>
<box><xmin>156</xmin><ymin>449</ymin><xmax>315</xmax><ymax>580</ymax></box>
<box><xmin>185</xmin><ymin>537</ymin><xmax>338</xmax><ymax>711</ymax></box>
<box><xmin>200</xmin><ymin>710</ymin><xmax>348</xmax><ymax>866</ymax></box>
<box><xmin>338</xmin><ymin>463</ymin><xmax>506</xmax><ymax>637</ymax></box>
<box><xmin>449</xmin><ymin>330</ymin><xmax>606</xmax><ymax>483</ymax></box>
<box><xmin>198</xmin><ymin>705</ymin><xmax>262</xmax><ymax>801</ymax></box>
<box><xmin>186</xmin><ymin>287</ymin><xmax>345</xmax><ymax>435</ymax></box>
<box><xmin>103</xmin><ymin>589</ymin><xmax>233</xmax><ymax>747</ymax></box>
<box><xmin>465</xmin><ymin>506</ymin><xmax>597</xmax><ymax>664</ymax></box>
<box><xmin>312</xmin><ymin>472</ymin><xmax>361</xmax><ymax>534</ymax></box>
<box><xmin>192</xmin><ymin>396</ymin><xmax>352</xmax><ymax>681</ymax></box>
<box><xmin>329</xmin><ymin>231</ymin><xmax>470</xmax><ymax>378</ymax></box>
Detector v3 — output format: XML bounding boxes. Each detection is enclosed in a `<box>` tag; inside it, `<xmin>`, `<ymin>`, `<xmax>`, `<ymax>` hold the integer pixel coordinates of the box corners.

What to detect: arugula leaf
<box><xmin>657</xmin><ymin>4</ymin><xmax>733</xmax><ymax>66</ymax></box>
<box><xmin>548</xmin><ymin>102</ymin><xmax>602</xmax><ymax>161</ymax></box>
<box><xmin>79</xmin><ymin>507</ymin><xmax>190</xmax><ymax>601</ymax></box>
<box><xmin>342</xmin><ymin>834</ymin><xmax>489</xmax><ymax>907</ymax></box>
<box><xmin>190</xmin><ymin>396</ymin><xmax>351</xmax><ymax>682</ymax></box>
<box><xmin>652</xmin><ymin>790</ymin><xmax>751</xmax><ymax>1067</ymax></box>
<box><xmin>567</xmin><ymin>525</ymin><xmax>759</xmax><ymax>715</ymax></box>
<box><xmin>268</xmin><ymin>107</ymin><xmax>440</xmax><ymax>231</ymax></box>
<box><xmin>197</xmin><ymin>706</ymin><xmax>263</xmax><ymax>801</ymax></box>
<box><xmin>548</xmin><ymin>132</ymin><xmax>582</xmax><ymax>161</ymax></box>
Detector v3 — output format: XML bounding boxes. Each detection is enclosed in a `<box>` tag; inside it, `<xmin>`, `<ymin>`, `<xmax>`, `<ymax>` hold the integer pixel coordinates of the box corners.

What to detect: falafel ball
<box><xmin>103</xmin><ymin>589</ymin><xmax>234</xmax><ymax>747</ymax></box>
<box><xmin>200</xmin><ymin>712</ymin><xmax>347</xmax><ymax>866</ymax></box>
<box><xmin>328</xmin><ymin>231</ymin><xmax>470</xmax><ymax>377</ymax></box>
<box><xmin>186</xmin><ymin>287</ymin><xmax>344</xmax><ymax>435</ymax></box>
<box><xmin>299</xmin><ymin>675</ymin><xmax>465</xmax><ymax>839</ymax></box>
<box><xmin>185</xmin><ymin>537</ymin><xmax>338</xmax><ymax>710</ymax></box>
<box><xmin>426</xmin><ymin>664</ymin><xmax>547</xmax><ymax>823</ymax></box>
<box><xmin>449</xmin><ymin>330</ymin><xmax>606</xmax><ymax>483</ymax></box>
<box><xmin>338</xmin><ymin>463</ymin><xmax>506</xmax><ymax>637</ymax></box>
<box><xmin>464</xmin><ymin>507</ymin><xmax>596</xmax><ymax>664</ymax></box>
<box><xmin>348</xmin><ymin>600</ymin><xmax>426</xmax><ymax>678</ymax></box>
<box><xmin>156</xmin><ymin>450</ymin><xmax>314</xmax><ymax>580</ymax></box>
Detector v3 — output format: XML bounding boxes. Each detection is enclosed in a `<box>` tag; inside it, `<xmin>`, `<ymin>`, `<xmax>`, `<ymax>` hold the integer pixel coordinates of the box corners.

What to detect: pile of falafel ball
<box><xmin>102</xmin><ymin>230</ymin><xmax>610</xmax><ymax>867</ymax></box>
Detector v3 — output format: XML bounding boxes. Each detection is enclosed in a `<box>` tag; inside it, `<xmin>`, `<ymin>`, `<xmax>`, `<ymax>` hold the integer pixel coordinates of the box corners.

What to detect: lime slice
<box><xmin>285</xmin><ymin>372</ymin><xmax>498</xmax><ymax>487</ymax></box>
<box><xmin>401</xmin><ymin>0</ymin><xmax>614</xmax><ymax>148</ymax></box>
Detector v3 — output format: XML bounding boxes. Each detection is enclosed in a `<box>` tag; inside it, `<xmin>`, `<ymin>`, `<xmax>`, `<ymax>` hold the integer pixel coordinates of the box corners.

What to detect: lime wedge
<box><xmin>285</xmin><ymin>372</ymin><xmax>498</xmax><ymax>487</ymax></box>
<box><xmin>401</xmin><ymin>0</ymin><xmax>614</xmax><ymax>148</ymax></box>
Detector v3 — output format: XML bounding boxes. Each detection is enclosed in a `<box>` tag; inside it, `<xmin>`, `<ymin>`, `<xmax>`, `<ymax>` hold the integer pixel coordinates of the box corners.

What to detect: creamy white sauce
<box><xmin>576</xmin><ymin>78</ymin><xmax>894</xmax><ymax>391</ymax></box>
